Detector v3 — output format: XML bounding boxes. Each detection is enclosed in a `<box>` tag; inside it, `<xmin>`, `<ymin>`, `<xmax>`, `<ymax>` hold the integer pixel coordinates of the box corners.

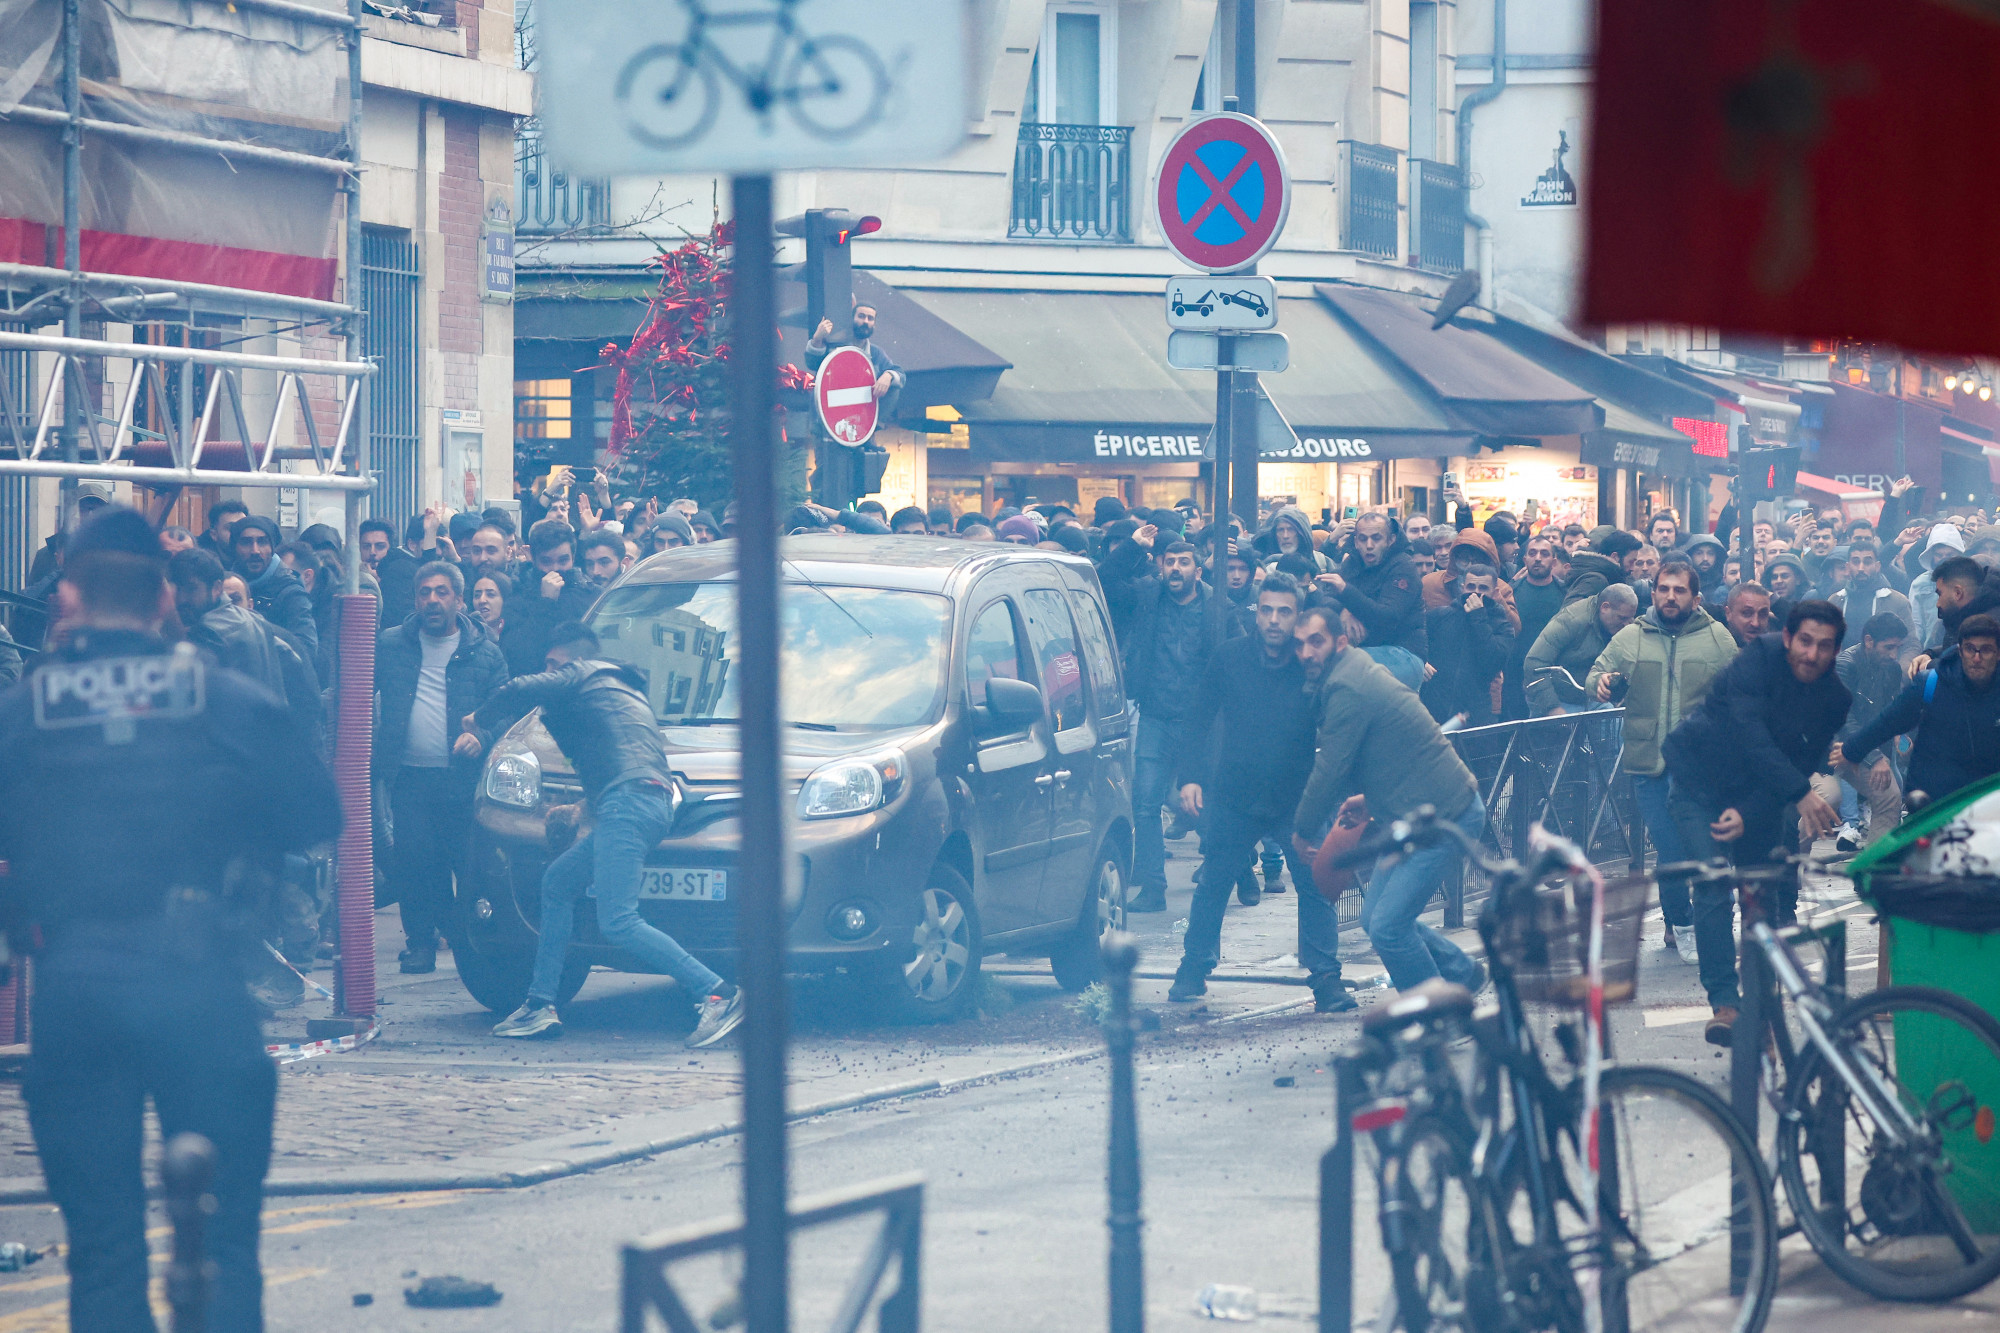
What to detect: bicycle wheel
<box><xmin>1381</xmin><ymin>1117</ymin><xmax>1479</xmax><ymax>1332</ymax></box>
<box><xmin>783</xmin><ymin>33</ymin><xmax>889</xmax><ymax>138</ymax></box>
<box><xmin>616</xmin><ymin>45</ymin><xmax>720</xmax><ymax>149</ymax></box>
<box><xmin>1562</xmin><ymin>1066</ymin><xmax>1778</xmax><ymax>1333</ymax></box>
<box><xmin>1776</xmin><ymin>984</ymin><xmax>2000</xmax><ymax>1301</ymax></box>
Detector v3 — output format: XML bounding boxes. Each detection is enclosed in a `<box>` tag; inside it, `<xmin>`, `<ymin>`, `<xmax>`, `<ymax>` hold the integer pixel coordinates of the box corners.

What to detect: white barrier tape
<box><xmin>264</xmin><ymin>940</ymin><xmax>336</xmax><ymax>1002</ymax></box>
<box><xmin>267</xmin><ymin>1017</ymin><xmax>380</xmax><ymax>1066</ymax></box>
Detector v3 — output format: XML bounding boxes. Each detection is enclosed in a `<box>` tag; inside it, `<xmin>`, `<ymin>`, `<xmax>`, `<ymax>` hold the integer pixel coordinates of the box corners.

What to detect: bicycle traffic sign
<box><xmin>1165</xmin><ymin>274</ymin><xmax>1277</xmax><ymax>331</ymax></box>
<box><xmin>814</xmin><ymin>345</ymin><xmax>880</xmax><ymax>445</ymax></box>
<box><xmin>535</xmin><ymin>0</ymin><xmax>970</xmax><ymax>174</ymax></box>
<box><xmin>1154</xmin><ymin>113</ymin><xmax>1291</xmax><ymax>274</ymax></box>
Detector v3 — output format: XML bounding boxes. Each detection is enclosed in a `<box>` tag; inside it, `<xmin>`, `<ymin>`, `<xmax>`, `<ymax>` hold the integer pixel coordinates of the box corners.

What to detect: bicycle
<box><xmin>1346</xmin><ymin>811</ymin><xmax>1778</xmax><ymax>1332</ymax></box>
<box><xmin>614</xmin><ymin>0</ymin><xmax>892</xmax><ymax>149</ymax></box>
<box><xmin>1657</xmin><ymin>856</ymin><xmax>2000</xmax><ymax>1302</ymax></box>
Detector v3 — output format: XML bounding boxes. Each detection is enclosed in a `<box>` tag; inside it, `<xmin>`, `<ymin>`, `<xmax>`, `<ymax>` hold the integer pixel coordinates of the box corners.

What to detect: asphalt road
<box><xmin>1</xmin><ymin>847</ymin><xmax>1997</xmax><ymax>1329</ymax></box>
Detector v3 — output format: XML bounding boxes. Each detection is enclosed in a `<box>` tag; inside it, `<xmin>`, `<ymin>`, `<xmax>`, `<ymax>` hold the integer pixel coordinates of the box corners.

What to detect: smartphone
<box><xmin>572</xmin><ymin>466</ymin><xmax>598</xmax><ymax>485</ymax></box>
<box><xmin>1321</xmin><ymin>507</ymin><xmax>1333</xmax><ymax>524</ymax></box>
<box><xmin>1442</xmin><ymin>471</ymin><xmax>1460</xmax><ymax>490</ymax></box>
<box><xmin>1342</xmin><ymin>505</ymin><xmax>1359</xmax><ymax>521</ymax></box>
<box><xmin>1904</xmin><ymin>484</ymin><xmax>1929</xmax><ymax>515</ymax></box>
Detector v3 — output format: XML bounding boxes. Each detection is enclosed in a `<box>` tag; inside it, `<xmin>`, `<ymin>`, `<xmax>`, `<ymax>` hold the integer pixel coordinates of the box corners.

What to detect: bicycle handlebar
<box><xmin>1328</xmin><ymin>804</ymin><xmax>1591</xmax><ymax>886</ymax></box>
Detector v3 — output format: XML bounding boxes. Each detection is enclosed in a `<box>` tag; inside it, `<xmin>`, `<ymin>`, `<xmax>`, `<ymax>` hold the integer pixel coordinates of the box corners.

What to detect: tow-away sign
<box><xmin>815</xmin><ymin>345</ymin><xmax>880</xmax><ymax>446</ymax></box>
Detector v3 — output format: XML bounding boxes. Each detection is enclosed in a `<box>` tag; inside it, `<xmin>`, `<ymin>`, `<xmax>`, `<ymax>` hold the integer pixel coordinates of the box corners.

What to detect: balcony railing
<box><xmin>515</xmin><ymin>133</ymin><xmax>611</xmax><ymax>236</ymax></box>
<box><xmin>1338</xmin><ymin>141</ymin><xmax>1400</xmax><ymax>261</ymax></box>
<box><xmin>1010</xmin><ymin>123</ymin><xmax>1133</xmax><ymax>244</ymax></box>
<box><xmin>1409</xmin><ymin>159</ymin><xmax>1465</xmax><ymax>274</ymax></box>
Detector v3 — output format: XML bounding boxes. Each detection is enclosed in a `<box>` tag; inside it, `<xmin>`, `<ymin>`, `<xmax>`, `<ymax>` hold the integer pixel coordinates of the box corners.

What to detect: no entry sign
<box><xmin>1154</xmin><ymin>113</ymin><xmax>1291</xmax><ymax>274</ymax></box>
<box><xmin>814</xmin><ymin>344</ymin><xmax>880</xmax><ymax>446</ymax></box>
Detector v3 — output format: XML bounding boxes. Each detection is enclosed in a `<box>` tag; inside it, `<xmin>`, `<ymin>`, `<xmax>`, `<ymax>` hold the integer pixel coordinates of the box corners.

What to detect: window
<box><xmin>515</xmin><ymin>379</ymin><xmax>572</xmax><ymax>442</ymax></box>
<box><xmin>965</xmin><ymin>600</ymin><xmax>1028</xmax><ymax>710</ymax></box>
<box><xmin>1409</xmin><ymin>3</ymin><xmax>1439</xmax><ymax>161</ymax></box>
<box><xmin>1067</xmin><ymin>590</ymin><xmax>1124</xmax><ymax>719</ymax></box>
<box><xmin>1026</xmin><ymin>4</ymin><xmax>1117</xmax><ymax>126</ymax></box>
<box><xmin>1023</xmin><ymin>589</ymin><xmax>1089</xmax><ymax>734</ymax></box>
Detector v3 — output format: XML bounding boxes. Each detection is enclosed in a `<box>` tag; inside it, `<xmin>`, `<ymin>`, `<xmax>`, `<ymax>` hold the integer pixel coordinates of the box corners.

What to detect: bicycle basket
<box><xmin>1492</xmin><ymin>873</ymin><xmax>1651</xmax><ymax>1007</ymax></box>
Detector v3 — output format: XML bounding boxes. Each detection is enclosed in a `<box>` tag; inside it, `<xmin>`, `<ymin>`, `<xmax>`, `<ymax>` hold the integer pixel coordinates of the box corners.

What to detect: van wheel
<box><xmin>878</xmin><ymin>864</ymin><xmax>982</xmax><ymax>1024</ymax></box>
<box><xmin>1051</xmin><ymin>853</ymin><xmax>1127</xmax><ymax>993</ymax></box>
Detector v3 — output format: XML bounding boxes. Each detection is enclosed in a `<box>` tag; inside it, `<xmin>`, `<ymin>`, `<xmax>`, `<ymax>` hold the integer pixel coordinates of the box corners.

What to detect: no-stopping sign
<box><xmin>814</xmin><ymin>345</ymin><xmax>880</xmax><ymax>446</ymax></box>
<box><xmin>1154</xmin><ymin>113</ymin><xmax>1291</xmax><ymax>274</ymax></box>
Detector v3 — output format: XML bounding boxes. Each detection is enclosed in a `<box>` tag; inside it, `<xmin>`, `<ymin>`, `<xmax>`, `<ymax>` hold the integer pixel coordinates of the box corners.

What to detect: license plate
<box><xmin>638</xmin><ymin>868</ymin><xmax>729</xmax><ymax>901</ymax></box>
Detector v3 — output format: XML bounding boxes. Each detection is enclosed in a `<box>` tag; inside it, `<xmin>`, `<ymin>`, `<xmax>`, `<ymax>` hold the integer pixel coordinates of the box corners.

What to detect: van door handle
<box><xmin>1034</xmin><ymin>774</ymin><xmax>1054</xmax><ymax>787</ymax></box>
<box><xmin>1052</xmin><ymin>769</ymin><xmax>1072</xmax><ymax>784</ymax></box>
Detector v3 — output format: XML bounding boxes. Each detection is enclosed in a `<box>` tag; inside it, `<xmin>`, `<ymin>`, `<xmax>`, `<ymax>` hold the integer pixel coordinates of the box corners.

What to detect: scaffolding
<box><xmin>0</xmin><ymin>0</ymin><xmax>381</xmax><ymax>1019</ymax></box>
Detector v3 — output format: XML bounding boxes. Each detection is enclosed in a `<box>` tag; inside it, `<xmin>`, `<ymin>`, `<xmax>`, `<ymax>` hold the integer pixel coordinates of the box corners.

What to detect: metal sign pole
<box><xmin>59</xmin><ymin>0</ymin><xmax>81</xmax><ymax>530</ymax></box>
<box><xmin>1211</xmin><ymin>334</ymin><xmax>1233</xmax><ymax>642</ymax></box>
<box><xmin>731</xmin><ymin>172</ymin><xmax>791</xmax><ymax>1333</ymax></box>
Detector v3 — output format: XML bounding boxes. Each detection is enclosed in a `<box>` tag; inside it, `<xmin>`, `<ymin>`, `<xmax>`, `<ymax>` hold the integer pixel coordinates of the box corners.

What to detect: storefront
<box><xmin>1458</xmin><ymin>441</ymin><xmax>1599</xmax><ymax>529</ymax></box>
<box><xmin>1579</xmin><ymin>418</ymin><xmax>1717</xmax><ymax>531</ymax></box>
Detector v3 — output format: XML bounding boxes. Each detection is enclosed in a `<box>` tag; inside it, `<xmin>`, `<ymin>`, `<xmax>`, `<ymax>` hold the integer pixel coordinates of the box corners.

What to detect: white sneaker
<box><xmin>1674</xmin><ymin>929</ymin><xmax>1698</xmax><ymax>965</ymax></box>
<box><xmin>1834</xmin><ymin>821</ymin><xmax>1863</xmax><ymax>853</ymax></box>
<box><xmin>686</xmin><ymin>989</ymin><xmax>746</xmax><ymax>1049</ymax></box>
<box><xmin>492</xmin><ymin>1002</ymin><xmax>561</xmax><ymax>1038</ymax></box>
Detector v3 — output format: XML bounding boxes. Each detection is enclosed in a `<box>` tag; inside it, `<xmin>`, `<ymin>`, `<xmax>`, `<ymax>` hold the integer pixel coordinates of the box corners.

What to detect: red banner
<box><xmin>1585</xmin><ymin>0</ymin><xmax>2000</xmax><ymax>356</ymax></box>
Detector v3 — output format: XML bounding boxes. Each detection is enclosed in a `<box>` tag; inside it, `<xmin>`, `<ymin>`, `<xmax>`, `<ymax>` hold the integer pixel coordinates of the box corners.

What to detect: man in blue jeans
<box><xmin>1291</xmin><ymin>601</ymin><xmax>1489</xmax><ymax>994</ymax></box>
<box><xmin>468</xmin><ymin>622</ymin><xmax>744</xmax><ymax>1047</ymax></box>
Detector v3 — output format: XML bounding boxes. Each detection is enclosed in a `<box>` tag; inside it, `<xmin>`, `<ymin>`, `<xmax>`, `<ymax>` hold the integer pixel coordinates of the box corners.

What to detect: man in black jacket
<box><xmin>1926</xmin><ymin>555</ymin><xmax>2000</xmax><ymax>654</ymax></box>
<box><xmin>508</xmin><ymin>518</ymin><xmax>597</xmax><ymax>667</ymax></box>
<box><xmin>1320</xmin><ymin>512</ymin><xmax>1425</xmax><ymax>655</ymax></box>
<box><xmin>1828</xmin><ymin>612</ymin><xmax>1910</xmax><ymax>847</ymax></box>
<box><xmin>1098</xmin><ymin>533</ymin><xmax>1219</xmax><ymax>911</ymax></box>
<box><xmin>229</xmin><ymin>516</ymin><xmax>317</xmax><ymax>658</ymax></box>
<box><xmin>1840</xmin><ymin>614</ymin><xmax>2000</xmax><ymax>811</ymax></box>
<box><xmin>471</xmin><ymin>622</ymin><xmax>744</xmax><ymax>1049</ymax></box>
<box><xmin>375</xmin><ymin>562</ymin><xmax>510</xmax><ymax>973</ymax></box>
<box><xmin>1663</xmin><ymin>601</ymin><xmax>1850</xmax><ymax>1046</ymax></box>
<box><xmin>1421</xmin><ymin>564</ymin><xmax>1515</xmax><ymax>726</ymax></box>
<box><xmin>1166</xmin><ymin>575</ymin><xmax>1348</xmax><ymax>1011</ymax></box>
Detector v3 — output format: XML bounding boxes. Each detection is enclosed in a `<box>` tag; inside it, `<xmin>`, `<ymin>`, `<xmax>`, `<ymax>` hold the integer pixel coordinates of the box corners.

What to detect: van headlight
<box><xmin>485</xmin><ymin>750</ymin><xmax>542</xmax><ymax>808</ymax></box>
<box><xmin>797</xmin><ymin>751</ymin><xmax>906</xmax><ymax>820</ymax></box>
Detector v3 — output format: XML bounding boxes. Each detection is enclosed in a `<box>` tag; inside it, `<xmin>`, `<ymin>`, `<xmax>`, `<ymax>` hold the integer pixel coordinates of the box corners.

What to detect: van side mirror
<box><xmin>983</xmin><ymin>677</ymin><xmax>1045</xmax><ymax>726</ymax></box>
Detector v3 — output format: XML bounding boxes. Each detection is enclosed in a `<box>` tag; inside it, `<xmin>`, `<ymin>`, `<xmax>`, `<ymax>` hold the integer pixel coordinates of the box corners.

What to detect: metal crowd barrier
<box><xmin>619</xmin><ymin>1174</ymin><xmax>923</xmax><ymax>1333</ymax></box>
<box><xmin>1439</xmin><ymin>709</ymin><xmax>1642</xmax><ymax>928</ymax></box>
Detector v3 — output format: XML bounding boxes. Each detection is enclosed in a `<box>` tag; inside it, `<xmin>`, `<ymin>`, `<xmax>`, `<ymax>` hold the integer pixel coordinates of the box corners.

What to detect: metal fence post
<box><xmin>1103</xmin><ymin>931</ymin><xmax>1145</xmax><ymax>1333</ymax></box>
<box><xmin>1320</xmin><ymin>1054</ymin><xmax>1359</xmax><ymax>1333</ymax></box>
<box><xmin>163</xmin><ymin>1132</ymin><xmax>216</xmax><ymax>1333</ymax></box>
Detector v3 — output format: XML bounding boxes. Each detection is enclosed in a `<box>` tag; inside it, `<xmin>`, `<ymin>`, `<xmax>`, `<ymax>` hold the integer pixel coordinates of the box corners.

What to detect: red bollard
<box><xmin>333</xmin><ymin>592</ymin><xmax>378</xmax><ymax>1020</ymax></box>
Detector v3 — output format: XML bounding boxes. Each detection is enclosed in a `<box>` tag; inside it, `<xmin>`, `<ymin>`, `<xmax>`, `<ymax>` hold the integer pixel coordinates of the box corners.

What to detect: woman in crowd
<box><xmin>471</xmin><ymin>571</ymin><xmax>542</xmax><ymax>677</ymax></box>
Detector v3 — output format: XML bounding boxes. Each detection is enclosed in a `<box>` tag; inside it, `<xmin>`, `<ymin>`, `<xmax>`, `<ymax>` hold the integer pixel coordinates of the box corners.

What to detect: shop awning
<box><xmin>895</xmin><ymin>285</ymin><xmax>1475</xmax><ymax>465</ymax></box>
<box><xmin>1814</xmin><ymin>381</ymin><xmax>1944</xmax><ymax>492</ymax></box>
<box><xmin>1316</xmin><ymin>284</ymin><xmax>1599</xmax><ymax>438</ymax></box>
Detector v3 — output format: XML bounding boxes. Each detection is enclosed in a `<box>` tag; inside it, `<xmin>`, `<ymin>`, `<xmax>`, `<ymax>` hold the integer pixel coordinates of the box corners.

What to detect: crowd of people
<box><xmin>9</xmin><ymin>470</ymin><xmax>2000</xmax><ymax>1051</ymax></box>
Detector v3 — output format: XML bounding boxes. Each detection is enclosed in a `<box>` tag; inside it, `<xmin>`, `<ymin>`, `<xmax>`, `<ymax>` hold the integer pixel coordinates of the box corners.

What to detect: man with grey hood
<box><xmin>1911</xmin><ymin>523</ymin><xmax>1965</xmax><ymax>648</ymax></box>
<box><xmin>1682</xmin><ymin>533</ymin><xmax>1729</xmax><ymax>613</ymax></box>
<box><xmin>1263</xmin><ymin>505</ymin><xmax>1332</xmax><ymax>573</ymax></box>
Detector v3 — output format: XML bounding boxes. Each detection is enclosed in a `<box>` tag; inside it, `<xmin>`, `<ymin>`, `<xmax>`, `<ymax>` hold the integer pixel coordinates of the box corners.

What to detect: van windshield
<box><xmin>587</xmin><ymin>582</ymin><xmax>951</xmax><ymax>731</ymax></box>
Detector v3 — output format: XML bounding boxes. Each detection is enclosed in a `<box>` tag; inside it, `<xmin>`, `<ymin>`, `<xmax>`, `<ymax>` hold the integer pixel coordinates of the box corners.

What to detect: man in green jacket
<box><xmin>1292</xmin><ymin>601</ymin><xmax>1487</xmax><ymax>994</ymax></box>
<box><xmin>1586</xmin><ymin>558</ymin><xmax>1737</xmax><ymax>962</ymax></box>
<box><xmin>1523</xmin><ymin>584</ymin><xmax>1638</xmax><ymax>713</ymax></box>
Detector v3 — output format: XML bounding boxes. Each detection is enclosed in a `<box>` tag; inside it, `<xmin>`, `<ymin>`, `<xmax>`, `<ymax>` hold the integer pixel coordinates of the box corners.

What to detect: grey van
<box><xmin>457</xmin><ymin>536</ymin><xmax>1135</xmax><ymax>1022</ymax></box>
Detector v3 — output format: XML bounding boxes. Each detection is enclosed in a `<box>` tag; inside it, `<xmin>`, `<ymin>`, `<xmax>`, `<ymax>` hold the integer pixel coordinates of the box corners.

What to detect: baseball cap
<box><xmin>75</xmin><ymin>483</ymin><xmax>112</xmax><ymax>510</ymax></box>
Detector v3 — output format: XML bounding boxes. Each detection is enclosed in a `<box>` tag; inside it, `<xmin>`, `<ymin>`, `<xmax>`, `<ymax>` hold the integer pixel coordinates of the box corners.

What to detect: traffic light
<box><xmin>776</xmin><ymin>209</ymin><xmax>882</xmax><ymax>335</ymax></box>
<box><xmin>1738</xmin><ymin>446</ymin><xmax>1801</xmax><ymax>500</ymax></box>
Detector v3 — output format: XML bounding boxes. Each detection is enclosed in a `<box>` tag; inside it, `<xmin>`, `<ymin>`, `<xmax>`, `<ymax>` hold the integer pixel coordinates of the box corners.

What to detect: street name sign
<box><xmin>535</xmin><ymin>0</ymin><xmax>970</xmax><ymax>174</ymax></box>
<box><xmin>1165</xmin><ymin>274</ymin><xmax>1278</xmax><ymax>331</ymax></box>
<box><xmin>815</xmin><ymin>345</ymin><xmax>880</xmax><ymax>445</ymax></box>
<box><xmin>1167</xmin><ymin>330</ymin><xmax>1290</xmax><ymax>374</ymax></box>
<box><xmin>1154</xmin><ymin>113</ymin><xmax>1292</xmax><ymax>274</ymax></box>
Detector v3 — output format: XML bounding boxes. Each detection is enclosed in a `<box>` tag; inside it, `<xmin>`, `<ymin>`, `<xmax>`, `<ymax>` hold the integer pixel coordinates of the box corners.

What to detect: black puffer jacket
<box><xmin>472</xmin><ymin>658</ymin><xmax>674</xmax><ymax>801</ymax></box>
<box><xmin>373</xmin><ymin>612</ymin><xmax>510</xmax><ymax>787</ymax></box>
<box><xmin>1844</xmin><ymin>647</ymin><xmax>2000</xmax><ymax>805</ymax></box>
<box><xmin>1664</xmin><ymin>634</ymin><xmax>1850</xmax><ymax>852</ymax></box>
<box><xmin>1336</xmin><ymin>538</ymin><xmax>1426</xmax><ymax>655</ymax></box>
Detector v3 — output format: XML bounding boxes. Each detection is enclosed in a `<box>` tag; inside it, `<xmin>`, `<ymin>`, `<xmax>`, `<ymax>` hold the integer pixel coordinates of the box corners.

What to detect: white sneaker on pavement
<box><xmin>687</xmin><ymin>989</ymin><xmax>746</xmax><ymax>1049</ymax></box>
<box><xmin>492</xmin><ymin>1002</ymin><xmax>561</xmax><ymax>1039</ymax></box>
<box><xmin>1675</xmin><ymin>929</ymin><xmax>1698</xmax><ymax>965</ymax></box>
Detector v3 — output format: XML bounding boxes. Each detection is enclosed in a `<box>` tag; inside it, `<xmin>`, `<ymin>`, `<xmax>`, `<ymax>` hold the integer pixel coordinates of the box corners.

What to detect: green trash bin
<box><xmin>1850</xmin><ymin>774</ymin><xmax>2000</xmax><ymax>1232</ymax></box>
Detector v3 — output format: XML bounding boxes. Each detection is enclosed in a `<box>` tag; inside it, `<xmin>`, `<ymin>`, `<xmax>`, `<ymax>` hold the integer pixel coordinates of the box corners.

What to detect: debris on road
<box><xmin>405</xmin><ymin>1275</ymin><xmax>504</xmax><ymax>1308</ymax></box>
<box><xmin>1194</xmin><ymin>1283</ymin><xmax>1258</xmax><ymax>1320</ymax></box>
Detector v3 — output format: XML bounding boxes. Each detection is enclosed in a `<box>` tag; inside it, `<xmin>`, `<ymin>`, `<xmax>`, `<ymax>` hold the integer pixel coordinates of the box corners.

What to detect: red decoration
<box><xmin>1586</xmin><ymin>0</ymin><xmax>2000</xmax><ymax>356</ymax></box>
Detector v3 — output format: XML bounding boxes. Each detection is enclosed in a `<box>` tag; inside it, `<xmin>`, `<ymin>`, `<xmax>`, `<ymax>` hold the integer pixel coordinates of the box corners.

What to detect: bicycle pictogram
<box><xmin>614</xmin><ymin>0</ymin><xmax>892</xmax><ymax>149</ymax></box>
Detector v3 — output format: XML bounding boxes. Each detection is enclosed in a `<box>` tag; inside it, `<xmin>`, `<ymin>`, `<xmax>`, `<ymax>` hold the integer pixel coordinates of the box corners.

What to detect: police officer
<box><xmin>0</xmin><ymin>505</ymin><xmax>341</xmax><ymax>1332</ymax></box>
